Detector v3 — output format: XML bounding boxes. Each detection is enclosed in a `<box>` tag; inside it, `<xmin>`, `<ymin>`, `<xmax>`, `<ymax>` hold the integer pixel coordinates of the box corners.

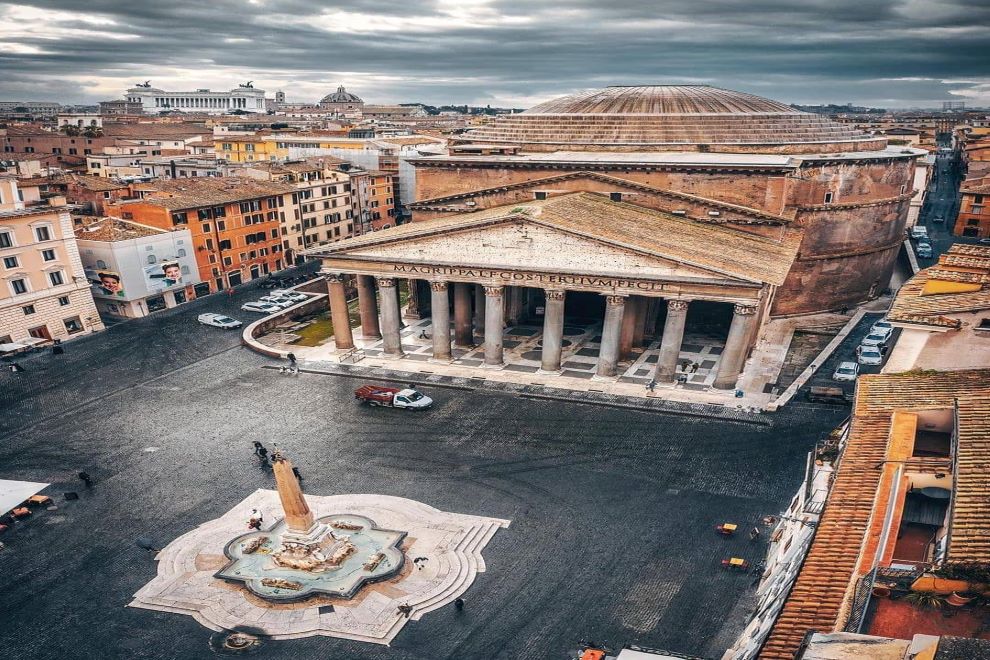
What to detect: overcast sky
<box><xmin>1</xmin><ymin>0</ymin><xmax>988</xmax><ymax>109</ymax></box>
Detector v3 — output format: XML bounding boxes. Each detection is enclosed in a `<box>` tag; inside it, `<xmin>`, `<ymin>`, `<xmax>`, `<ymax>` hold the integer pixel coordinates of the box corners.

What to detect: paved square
<box><xmin>0</xmin><ymin>285</ymin><xmax>845</xmax><ymax>660</ymax></box>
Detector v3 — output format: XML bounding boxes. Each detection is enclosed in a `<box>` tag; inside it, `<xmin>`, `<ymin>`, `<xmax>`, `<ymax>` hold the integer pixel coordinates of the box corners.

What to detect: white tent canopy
<box><xmin>0</xmin><ymin>479</ymin><xmax>49</xmax><ymax>515</ymax></box>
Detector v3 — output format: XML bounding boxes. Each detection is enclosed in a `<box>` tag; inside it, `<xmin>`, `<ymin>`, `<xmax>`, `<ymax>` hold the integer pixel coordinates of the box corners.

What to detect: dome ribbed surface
<box><xmin>459</xmin><ymin>85</ymin><xmax>883</xmax><ymax>154</ymax></box>
<box><xmin>320</xmin><ymin>86</ymin><xmax>363</xmax><ymax>104</ymax></box>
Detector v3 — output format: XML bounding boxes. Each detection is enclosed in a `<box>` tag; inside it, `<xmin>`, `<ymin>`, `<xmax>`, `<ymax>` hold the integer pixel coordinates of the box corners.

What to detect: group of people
<box><xmin>251</xmin><ymin>441</ymin><xmax>303</xmax><ymax>481</ymax></box>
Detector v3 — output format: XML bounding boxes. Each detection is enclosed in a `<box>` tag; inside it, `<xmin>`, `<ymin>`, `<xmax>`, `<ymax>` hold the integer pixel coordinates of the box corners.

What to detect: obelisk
<box><xmin>271</xmin><ymin>449</ymin><xmax>314</xmax><ymax>533</ymax></box>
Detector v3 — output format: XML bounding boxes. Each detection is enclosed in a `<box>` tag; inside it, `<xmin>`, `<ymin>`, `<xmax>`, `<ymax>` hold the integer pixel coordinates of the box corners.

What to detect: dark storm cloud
<box><xmin>1</xmin><ymin>0</ymin><xmax>988</xmax><ymax>107</ymax></box>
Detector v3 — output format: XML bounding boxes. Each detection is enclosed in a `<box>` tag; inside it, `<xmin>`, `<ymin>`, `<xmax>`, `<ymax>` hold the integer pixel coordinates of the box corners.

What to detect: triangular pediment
<box><xmin>341</xmin><ymin>219</ymin><xmax>748</xmax><ymax>283</ymax></box>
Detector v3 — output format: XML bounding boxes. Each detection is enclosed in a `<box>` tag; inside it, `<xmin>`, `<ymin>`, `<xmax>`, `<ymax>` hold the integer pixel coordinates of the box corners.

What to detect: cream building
<box><xmin>125</xmin><ymin>82</ymin><xmax>266</xmax><ymax>114</ymax></box>
<box><xmin>0</xmin><ymin>177</ymin><xmax>104</xmax><ymax>344</ymax></box>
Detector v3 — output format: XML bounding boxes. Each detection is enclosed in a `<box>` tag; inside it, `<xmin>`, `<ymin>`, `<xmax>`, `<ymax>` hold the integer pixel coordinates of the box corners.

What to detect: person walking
<box><xmin>9</xmin><ymin>363</ymin><xmax>24</xmax><ymax>373</ymax></box>
<box><xmin>287</xmin><ymin>352</ymin><xmax>298</xmax><ymax>374</ymax></box>
<box><xmin>253</xmin><ymin>442</ymin><xmax>269</xmax><ymax>463</ymax></box>
<box><xmin>454</xmin><ymin>598</ymin><xmax>464</xmax><ymax>611</ymax></box>
<box><xmin>78</xmin><ymin>471</ymin><xmax>93</xmax><ymax>488</ymax></box>
<box><xmin>646</xmin><ymin>379</ymin><xmax>657</xmax><ymax>393</ymax></box>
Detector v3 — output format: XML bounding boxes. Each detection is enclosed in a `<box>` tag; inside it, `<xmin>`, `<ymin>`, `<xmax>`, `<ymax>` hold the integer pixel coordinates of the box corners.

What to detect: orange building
<box><xmin>363</xmin><ymin>171</ymin><xmax>397</xmax><ymax>230</ymax></box>
<box><xmin>107</xmin><ymin>178</ymin><xmax>295</xmax><ymax>291</ymax></box>
<box><xmin>955</xmin><ymin>182</ymin><xmax>990</xmax><ymax>238</ymax></box>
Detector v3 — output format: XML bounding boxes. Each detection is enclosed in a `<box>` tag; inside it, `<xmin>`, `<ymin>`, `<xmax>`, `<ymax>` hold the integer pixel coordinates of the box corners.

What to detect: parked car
<box><xmin>271</xmin><ymin>290</ymin><xmax>308</xmax><ymax>302</ymax></box>
<box><xmin>861</xmin><ymin>331</ymin><xmax>890</xmax><ymax>348</ymax></box>
<box><xmin>916</xmin><ymin>243</ymin><xmax>934</xmax><ymax>258</ymax></box>
<box><xmin>354</xmin><ymin>385</ymin><xmax>433</xmax><ymax>410</ymax></box>
<box><xmin>833</xmin><ymin>361</ymin><xmax>860</xmax><ymax>382</ymax></box>
<box><xmin>910</xmin><ymin>226</ymin><xmax>929</xmax><ymax>240</ymax></box>
<box><xmin>240</xmin><ymin>301</ymin><xmax>282</xmax><ymax>314</ymax></box>
<box><xmin>259</xmin><ymin>295</ymin><xmax>295</xmax><ymax>309</ymax></box>
<box><xmin>857</xmin><ymin>345</ymin><xmax>884</xmax><ymax>366</ymax></box>
<box><xmin>870</xmin><ymin>319</ymin><xmax>893</xmax><ymax>336</ymax></box>
<box><xmin>198</xmin><ymin>313</ymin><xmax>242</xmax><ymax>329</ymax></box>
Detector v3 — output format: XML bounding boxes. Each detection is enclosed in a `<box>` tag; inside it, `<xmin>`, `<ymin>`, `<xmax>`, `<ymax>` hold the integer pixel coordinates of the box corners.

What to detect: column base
<box><xmin>591</xmin><ymin>374</ymin><xmax>618</xmax><ymax>382</ymax></box>
<box><xmin>481</xmin><ymin>361</ymin><xmax>505</xmax><ymax>370</ymax></box>
<box><xmin>382</xmin><ymin>352</ymin><xmax>406</xmax><ymax>360</ymax></box>
<box><xmin>361</xmin><ymin>333</ymin><xmax>382</xmax><ymax>340</ymax></box>
<box><xmin>536</xmin><ymin>368</ymin><xmax>562</xmax><ymax>376</ymax></box>
<box><xmin>428</xmin><ymin>357</ymin><xmax>452</xmax><ymax>365</ymax></box>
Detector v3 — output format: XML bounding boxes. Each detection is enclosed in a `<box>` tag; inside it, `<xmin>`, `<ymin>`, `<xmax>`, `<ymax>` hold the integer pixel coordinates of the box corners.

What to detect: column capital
<box><xmin>544</xmin><ymin>289</ymin><xmax>566</xmax><ymax>301</ymax></box>
<box><xmin>429</xmin><ymin>280</ymin><xmax>448</xmax><ymax>292</ymax></box>
<box><xmin>484</xmin><ymin>285</ymin><xmax>504</xmax><ymax>298</ymax></box>
<box><xmin>376</xmin><ymin>276</ymin><xmax>397</xmax><ymax>288</ymax></box>
<box><xmin>667</xmin><ymin>298</ymin><xmax>690</xmax><ymax>312</ymax></box>
<box><xmin>604</xmin><ymin>294</ymin><xmax>627</xmax><ymax>307</ymax></box>
<box><xmin>733</xmin><ymin>303</ymin><xmax>758</xmax><ymax>316</ymax></box>
<box><xmin>324</xmin><ymin>272</ymin><xmax>345</xmax><ymax>284</ymax></box>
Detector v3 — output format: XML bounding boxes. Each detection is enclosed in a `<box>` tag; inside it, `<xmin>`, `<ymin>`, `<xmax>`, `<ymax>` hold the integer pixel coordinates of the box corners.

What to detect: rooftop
<box><xmin>132</xmin><ymin>178</ymin><xmax>296</xmax><ymax>211</ymax></box>
<box><xmin>311</xmin><ymin>191</ymin><xmax>802</xmax><ymax>286</ymax></box>
<box><xmin>888</xmin><ymin>245</ymin><xmax>990</xmax><ymax>329</ymax></box>
<box><xmin>73</xmin><ymin>216</ymin><xmax>167</xmax><ymax>241</ymax></box>
<box><xmin>762</xmin><ymin>369</ymin><xmax>990</xmax><ymax>659</ymax></box>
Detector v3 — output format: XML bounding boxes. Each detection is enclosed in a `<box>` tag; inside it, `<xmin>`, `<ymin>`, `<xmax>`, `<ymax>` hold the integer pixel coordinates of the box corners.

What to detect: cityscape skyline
<box><xmin>0</xmin><ymin>0</ymin><xmax>988</xmax><ymax>108</ymax></box>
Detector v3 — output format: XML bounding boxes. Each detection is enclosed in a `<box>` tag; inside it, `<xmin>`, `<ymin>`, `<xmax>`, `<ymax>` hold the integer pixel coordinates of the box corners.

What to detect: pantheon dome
<box><xmin>319</xmin><ymin>85</ymin><xmax>364</xmax><ymax>107</ymax></box>
<box><xmin>459</xmin><ymin>85</ymin><xmax>884</xmax><ymax>154</ymax></box>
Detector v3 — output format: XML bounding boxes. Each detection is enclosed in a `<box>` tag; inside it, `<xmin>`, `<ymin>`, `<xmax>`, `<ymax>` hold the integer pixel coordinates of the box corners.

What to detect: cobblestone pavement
<box><xmin>0</xmin><ymin>282</ymin><xmax>846</xmax><ymax>660</ymax></box>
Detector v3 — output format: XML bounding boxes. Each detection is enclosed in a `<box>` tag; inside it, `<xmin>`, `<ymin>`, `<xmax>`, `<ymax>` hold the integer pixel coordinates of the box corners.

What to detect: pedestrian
<box><xmin>78</xmin><ymin>471</ymin><xmax>93</xmax><ymax>488</ymax></box>
<box><xmin>454</xmin><ymin>597</ymin><xmax>464</xmax><ymax>611</ymax></box>
<box><xmin>9</xmin><ymin>362</ymin><xmax>24</xmax><ymax>373</ymax></box>
<box><xmin>292</xmin><ymin>466</ymin><xmax>302</xmax><ymax>481</ymax></box>
<box><xmin>397</xmin><ymin>603</ymin><xmax>412</xmax><ymax>618</ymax></box>
<box><xmin>52</xmin><ymin>340</ymin><xmax>64</xmax><ymax>356</ymax></box>
<box><xmin>287</xmin><ymin>352</ymin><xmax>298</xmax><ymax>374</ymax></box>
<box><xmin>646</xmin><ymin>379</ymin><xmax>656</xmax><ymax>393</ymax></box>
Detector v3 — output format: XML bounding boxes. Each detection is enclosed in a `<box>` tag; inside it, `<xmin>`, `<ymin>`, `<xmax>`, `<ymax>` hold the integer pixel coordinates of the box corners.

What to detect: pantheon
<box><xmin>310</xmin><ymin>85</ymin><xmax>922</xmax><ymax>390</ymax></box>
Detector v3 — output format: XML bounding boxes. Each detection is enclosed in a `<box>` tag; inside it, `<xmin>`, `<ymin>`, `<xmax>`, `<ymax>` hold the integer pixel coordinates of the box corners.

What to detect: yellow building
<box><xmin>215</xmin><ymin>136</ymin><xmax>287</xmax><ymax>163</ymax></box>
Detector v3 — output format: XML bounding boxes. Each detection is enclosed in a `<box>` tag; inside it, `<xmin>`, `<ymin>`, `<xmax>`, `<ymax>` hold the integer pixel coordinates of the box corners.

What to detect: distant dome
<box><xmin>320</xmin><ymin>85</ymin><xmax>363</xmax><ymax>105</ymax></box>
<box><xmin>459</xmin><ymin>85</ymin><xmax>885</xmax><ymax>154</ymax></box>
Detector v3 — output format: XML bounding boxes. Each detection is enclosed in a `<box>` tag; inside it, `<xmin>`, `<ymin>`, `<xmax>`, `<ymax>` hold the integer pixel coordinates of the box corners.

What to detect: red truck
<box><xmin>354</xmin><ymin>385</ymin><xmax>433</xmax><ymax>410</ymax></box>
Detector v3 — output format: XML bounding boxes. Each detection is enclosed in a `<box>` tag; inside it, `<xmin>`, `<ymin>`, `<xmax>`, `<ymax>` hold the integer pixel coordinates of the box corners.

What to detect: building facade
<box><xmin>75</xmin><ymin>218</ymin><xmax>201</xmax><ymax>317</ymax></box>
<box><xmin>124</xmin><ymin>83</ymin><xmax>266</xmax><ymax>114</ymax></box>
<box><xmin>955</xmin><ymin>183</ymin><xmax>989</xmax><ymax>238</ymax></box>
<box><xmin>410</xmin><ymin>85</ymin><xmax>922</xmax><ymax>317</ymax></box>
<box><xmin>0</xmin><ymin>177</ymin><xmax>103</xmax><ymax>343</ymax></box>
<box><xmin>108</xmin><ymin>179</ymin><xmax>294</xmax><ymax>292</ymax></box>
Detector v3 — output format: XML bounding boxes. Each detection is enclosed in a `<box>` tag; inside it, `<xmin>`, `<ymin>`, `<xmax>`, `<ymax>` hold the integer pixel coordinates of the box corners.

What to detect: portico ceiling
<box><xmin>309</xmin><ymin>192</ymin><xmax>801</xmax><ymax>287</ymax></box>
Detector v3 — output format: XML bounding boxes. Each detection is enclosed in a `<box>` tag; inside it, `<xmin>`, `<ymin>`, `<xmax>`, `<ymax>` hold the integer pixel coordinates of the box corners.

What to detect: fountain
<box><xmin>215</xmin><ymin>449</ymin><xmax>405</xmax><ymax>601</ymax></box>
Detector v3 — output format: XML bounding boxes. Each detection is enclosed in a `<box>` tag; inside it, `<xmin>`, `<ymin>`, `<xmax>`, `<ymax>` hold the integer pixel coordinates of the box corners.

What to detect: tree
<box><xmin>60</xmin><ymin>125</ymin><xmax>81</xmax><ymax>137</ymax></box>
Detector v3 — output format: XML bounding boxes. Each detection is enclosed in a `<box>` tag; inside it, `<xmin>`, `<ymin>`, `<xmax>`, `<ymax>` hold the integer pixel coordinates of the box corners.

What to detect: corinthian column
<box><xmin>429</xmin><ymin>281</ymin><xmax>451</xmax><ymax>361</ymax></box>
<box><xmin>326</xmin><ymin>273</ymin><xmax>353</xmax><ymax>351</ymax></box>
<box><xmin>377</xmin><ymin>277</ymin><xmax>404</xmax><ymax>357</ymax></box>
<box><xmin>654</xmin><ymin>299</ymin><xmax>689</xmax><ymax>382</ymax></box>
<box><xmin>483</xmin><ymin>285</ymin><xmax>505</xmax><ymax>366</ymax></box>
<box><xmin>540</xmin><ymin>289</ymin><xmax>566</xmax><ymax>372</ymax></box>
<box><xmin>596</xmin><ymin>294</ymin><xmax>626</xmax><ymax>377</ymax></box>
<box><xmin>713</xmin><ymin>303</ymin><xmax>758</xmax><ymax>390</ymax></box>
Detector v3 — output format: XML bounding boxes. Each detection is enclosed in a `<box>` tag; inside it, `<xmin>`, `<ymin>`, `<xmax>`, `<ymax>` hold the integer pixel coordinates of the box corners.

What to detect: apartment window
<box><xmin>22</xmin><ymin>304</ymin><xmax>35</xmax><ymax>315</ymax></box>
<box><xmin>172</xmin><ymin>212</ymin><xmax>188</xmax><ymax>225</ymax></box>
<box><xmin>68</xmin><ymin>148</ymin><xmax>77</xmax><ymax>155</ymax></box>
<box><xmin>198</xmin><ymin>208</ymin><xmax>213</xmax><ymax>221</ymax></box>
<box><xmin>3</xmin><ymin>256</ymin><xmax>18</xmax><ymax>269</ymax></box>
<box><xmin>974</xmin><ymin>205</ymin><xmax>985</xmax><ymax>215</ymax></box>
<box><xmin>209</xmin><ymin>253</ymin><xmax>217</xmax><ymax>264</ymax></box>
<box><xmin>41</xmin><ymin>249</ymin><xmax>56</xmax><ymax>262</ymax></box>
<box><xmin>975</xmin><ymin>195</ymin><xmax>984</xmax><ymax>205</ymax></box>
<box><xmin>58</xmin><ymin>295</ymin><xmax>70</xmax><ymax>306</ymax></box>
<box><xmin>0</xmin><ymin>231</ymin><xmax>13</xmax><ymax>249</ymax></box>
<box><xmin>271</xmin><ymin>228</ymin><xmax>278</xmax><ymax>239</ymax></box>
<box><xmin>223</xmin><ymin>256</ymin><xmax>232</xmax><ymax>266</ymax></box>
<box><xmin>202</xmin><ymin>223</ymin><xmax>211</xmax><ymax>233</ymax></box>
<box><xmin>214</xmin><ymin>206</ymin><xmax>226</xmax><ymax>217</ymax></box>
<box><xmin>11</xmin><ymin>278</ymin><xmax>28</xmax><ymax>294</ymax></box>
<box><xmin>48</xmin><ymin>270</ymin><xmax>64</xmax><ymax>286</ymax></box>
<box><xmin>95</xmin><ymin>259</ymin><xmax>107</xmax><ymax>269</ymax></box>
<box><xmin>180</xmin><ymin>265</ymin><xmax>190</xmax><ymax>275</ymax></box>
<box><xmin>218</xmin><ymin>239</ymin><xmax>232</xmax><ymax>250</ymax></box>
<box><xmin>216</xmin><ymin>220</ymin><xmax>226</xmax><ymax>231</ymax></box>
<box><xmin>63</xmin><ymin>316</ymin><xmax>83</xmax><ymax>334</ymax></box>
<box><xmin>222</xmin><ymin>143</ymin><xmax>232</xmax><ymax>151</ymax></box>
<box><xmin>34</xmin><ymin>225</ymin><xmax>52</xmax><ymax>242</ymax></box>
<box><xmin>823</xmin><ymin>192</ymin><xmax>834</xmax><ymax>205</ymax></box>
<box><xmin>205</xmin><ymin>238</ymin><xmax>214</xmax><ymax>250</ymax></box>
<box><xmin>147</xmin><ymin>254</ymin><xmax>157</xmax><ymax>264</ymax></box>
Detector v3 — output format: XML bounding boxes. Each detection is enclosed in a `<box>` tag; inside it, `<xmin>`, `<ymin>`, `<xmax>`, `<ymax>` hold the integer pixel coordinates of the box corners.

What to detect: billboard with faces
<box><xmin>144</xmin><ymin>259</ymin><xmax>184</xmax><ymax>292</ymax></box>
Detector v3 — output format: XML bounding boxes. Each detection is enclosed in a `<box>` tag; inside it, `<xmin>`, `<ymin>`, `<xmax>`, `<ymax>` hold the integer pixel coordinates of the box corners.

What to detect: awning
<box><xmin>0</xmin><ymin>479</ymin><xmax>50</xmax><ymax>515</ymax></box>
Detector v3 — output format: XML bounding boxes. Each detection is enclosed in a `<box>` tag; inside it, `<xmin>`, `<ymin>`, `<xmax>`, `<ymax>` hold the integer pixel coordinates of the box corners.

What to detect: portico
<box><xmin>309</xmin><ymin>192</ymin><xmax>801</xmax><ymax>391</ymax></box>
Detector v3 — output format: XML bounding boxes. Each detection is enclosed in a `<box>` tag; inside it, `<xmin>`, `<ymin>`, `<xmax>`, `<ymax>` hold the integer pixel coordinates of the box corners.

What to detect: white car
<box><xmin>870</xmin><ymin>319</ymin><xmax>893</xmax><ymax>336</ymax></box>
<box><xmin>860</xmin><ymin>331</ymin><xmax>890</xmax><ymax>348</ymax></box>
<box><xmin>857</xmin><ymin>345</ymin><xmax>884</xmax><ymax>366</ymax></box>
<box><xmin>241</xmin><ymin>301</ymin><xmax>282</xmax><ymax>314</ymax></box>
<box><xmin>198</xmin><ymin>313</ymin><xmax>242</xmax><ymax>329</ymax></box>
<box><xmin>833</xmin><ymin>361</ymin><xmax>859</xmax><ymax>382</ymax></box>
<box><xmin>259</xmin><ymin>295</ymin><xmax>295</xmax><ymax>309</ymax></box>
<box><xmin>271</xmin><ymin>290</ymin><xmax>308</xmax><ymax>302</ymax></box>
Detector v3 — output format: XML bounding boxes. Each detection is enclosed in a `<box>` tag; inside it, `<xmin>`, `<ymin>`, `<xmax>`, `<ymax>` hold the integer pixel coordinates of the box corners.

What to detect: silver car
<box><xmin>198</xmin><ymin>313</ymin><xmax>242</xmax><ymax>329</ymax></box>
<box><xmin>833</xmin><ymin>361</ymin><xmax>859</xmax><ymax>382</ymax></box>
<box><xmin>860</xmin><ymin>332</ymin><xmax>889</xmax><ymax>348</ymax></box>
<box><xmin>857</xmin><ymin>345</ymin><xmax>884</xmax><ymax>365</ymax></box>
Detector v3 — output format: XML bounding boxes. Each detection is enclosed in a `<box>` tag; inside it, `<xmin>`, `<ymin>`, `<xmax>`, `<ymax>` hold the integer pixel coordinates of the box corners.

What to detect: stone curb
<box><xmin>262</xmin><ymin>362</ymin><xmax>771</xmax><ymax>426</ymax></box>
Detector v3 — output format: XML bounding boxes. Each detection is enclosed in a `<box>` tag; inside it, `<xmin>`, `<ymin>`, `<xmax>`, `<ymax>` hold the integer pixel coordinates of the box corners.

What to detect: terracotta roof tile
<box><xmin>134</xmin><ymin>178</ymin><xmax>296</xmax><ymax>211</ymax></box>
<box><xmin>761</xmin><ymin>370</ymin><xmax>990</xmax><ymax>659</ymax></box>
